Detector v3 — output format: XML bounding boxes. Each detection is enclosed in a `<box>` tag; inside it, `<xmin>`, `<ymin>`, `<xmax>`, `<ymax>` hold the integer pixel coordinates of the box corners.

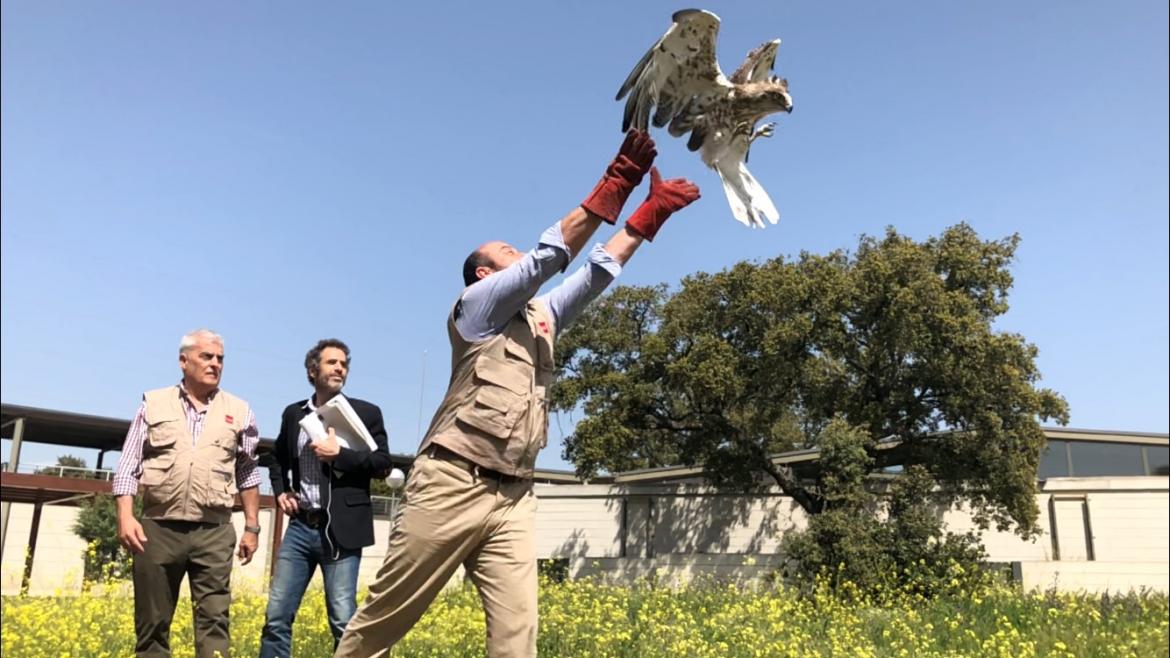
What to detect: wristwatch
<box><xmin>244</xmin><ymin>525</ymin><xmax>262</xmax><ymax>535</ymax></box>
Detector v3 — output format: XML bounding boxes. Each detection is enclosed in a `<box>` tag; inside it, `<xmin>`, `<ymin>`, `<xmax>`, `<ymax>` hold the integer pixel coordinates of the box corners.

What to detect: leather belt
<box><xmin>295</xmin><ymin>508</ymin><xmax>327</xmax><ymax>528</ymax></box>
<box><xmin>429</xmin><ymin>444</ymin><xmax>530</xmax><ymax>485</ymax></box>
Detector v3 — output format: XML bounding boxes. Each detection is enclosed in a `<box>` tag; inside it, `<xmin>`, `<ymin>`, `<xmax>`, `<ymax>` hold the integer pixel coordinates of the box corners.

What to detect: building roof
<box><xmin>2</xmin><ymin>404</ymin><xmax>137</xmax><ymax>453</ymax></box>
<box><xmin>0</xmin><ymin>402</ymin><xmax>424</xmax><ymax>469</ymax></box>
<box><xmin>608</xmin><ymin>429</ymin><xmax>1169</xmax><ymax>484</ymax></box>
<box><xmin>3</xmin><ymin>402</ymin><xmax>1167</xmax><ymax>485</ymax></box>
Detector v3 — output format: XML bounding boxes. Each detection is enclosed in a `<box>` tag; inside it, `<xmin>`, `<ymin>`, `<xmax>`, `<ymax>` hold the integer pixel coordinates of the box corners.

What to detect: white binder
<box><xmin>298</xmin><ymin>395</ymin><xmax>377</xmax><ymax>453</ymax></box>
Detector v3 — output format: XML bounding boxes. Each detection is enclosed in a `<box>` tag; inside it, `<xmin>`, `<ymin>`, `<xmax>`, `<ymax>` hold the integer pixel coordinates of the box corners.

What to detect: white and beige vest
<box><xmin>139</xmin><ymin>386</ymin><xmax>249</xmax><ymax>523</ymax></box>
<box><xmin>419</xmin><ymin>299</ymin><xmax>556</xmax><ymax>478</ymax></box>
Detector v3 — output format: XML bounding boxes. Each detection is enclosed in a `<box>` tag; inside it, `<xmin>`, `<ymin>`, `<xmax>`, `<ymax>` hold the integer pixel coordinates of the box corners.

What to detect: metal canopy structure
<box><xmin>0</xmin><ymin>472</ymin><xmax>113</xmax><ymax>505</ymax></box>
<box><xmin>0</xmin><ymin>402</ymin><xmax>286</xmax><ymax>461</ymax></box>
<box><xmin>2</xmin><ymin>403</ymin><xmax>133</xmax><ymax>453</ymax></box>
<box><xmin>0</xmin><ymin>402</ymin><xmax>440</xmax><ymax>467</ymax></box>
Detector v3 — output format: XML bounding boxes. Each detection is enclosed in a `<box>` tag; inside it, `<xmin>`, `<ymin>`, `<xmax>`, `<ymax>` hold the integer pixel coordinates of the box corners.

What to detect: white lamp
<box><xmin>385</xmin><ymin>468</ymin><xmax>406</xmax><ymax>490</ymax></box>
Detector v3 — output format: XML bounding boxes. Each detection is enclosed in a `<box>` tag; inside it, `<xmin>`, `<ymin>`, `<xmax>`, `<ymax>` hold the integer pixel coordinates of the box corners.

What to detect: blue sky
<box><xmin>2</xmin><ymin>1</ymin><xmax>1167</xmax><ymax>473</ymax></box>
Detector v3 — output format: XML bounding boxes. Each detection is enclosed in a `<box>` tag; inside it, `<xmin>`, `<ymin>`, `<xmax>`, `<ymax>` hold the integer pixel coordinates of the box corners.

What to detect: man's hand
<box><xmin>311</xmin><ymin>427</ymin><xmax>341</xmax><ymax>462</ymax></box>
<box><xmin>237</xmin><ymin>531</ymin><xmax>258</xmax><ymax>565</ymax></box>
<box><xmin>625</xmin><ymin>167</ymin><xmax>701</xmax><ymax>242</ymax></box>
<box><xmin>276</xmin><ymin>492</ymin><xmax>299</xmax><ymax>517</ymax></box>
<box><xmin>581</xmin><ymin>130</ymin><xmax>658</xmax><ymax>223</ymax></box>
<box><xmin>117</xmin><ymin>514</ymin><xmax>149</xmax><ymax>554</ymax></box>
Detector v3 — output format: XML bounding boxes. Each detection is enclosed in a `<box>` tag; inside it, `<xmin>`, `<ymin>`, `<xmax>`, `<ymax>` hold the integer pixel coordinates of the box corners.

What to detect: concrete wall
<box><xmin>1</xmin><ymin>503</ymin><xmax>89</xmax><ymax>595</ymax></box>
<box><xmin>533</xmin><ymin>477</ymin><xmax>1169</xmax><ymax>593</ymax></box>
<box><xmin>0</xmin><ymin>504</ymin><xmax>276</xmax><ymax>596</ymax></box>
<box><xmin>1086</xmin><ymin>490</ymin><xmax>1169</xmax><ymax>561</ymax></box>
<box><xmin>3</xmin><ymin>477</ymin><xmax>1166</xmax><ymax>595</ymax></box>
<box><xmin>531</xmin><ymin>485</ymin><xmax>808</xmax><ymax>560</ymax></box>
<box><xmin>651</xmin><ymin>491</ymin><xmax>804</xmax><ymax>556</ymax></box>
<box><xmin>570</xmin><ymin>554</ymin><xmax>785</xmax><ymax>586</ymax></box>
<box><xmin>1014</xmin><ymin>561</ymin><xmax>1170</xmax><ymax>594</ymax></box>
<box><xmin>532</xmin><ymin>488</ymin><xmax>623</xmax><ymax>558</ymax></box>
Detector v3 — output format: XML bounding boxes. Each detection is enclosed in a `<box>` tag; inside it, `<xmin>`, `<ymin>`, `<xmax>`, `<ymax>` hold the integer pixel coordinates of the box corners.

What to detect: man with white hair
<box><xmin>112</xmin><ymin>329</ymin><xmax>262</xmax><ymax>658</ymax></box>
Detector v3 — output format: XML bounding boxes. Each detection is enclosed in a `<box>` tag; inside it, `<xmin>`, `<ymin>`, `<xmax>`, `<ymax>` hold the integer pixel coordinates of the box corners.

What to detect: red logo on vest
<box><xmin>538</xmin><ymin>321</ymin><xmax>549</xmax><ymax>335</ymax></box>
<box><xmin>225</xmin><ymin>415</ymin><xmax>235</xmax><ymax>424</ymax></box>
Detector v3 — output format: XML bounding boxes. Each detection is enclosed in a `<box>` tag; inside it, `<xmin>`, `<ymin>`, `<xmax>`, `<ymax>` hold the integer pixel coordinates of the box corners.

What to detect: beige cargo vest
<box><xmin>419</xmin><ymin>299</ymin><xmax>556</xmax><ymax>478</ymax></box>
<box><xmin>140</xmin><ymin>386</ymin><xmax>249</xmax><ymax>523</ymax></box>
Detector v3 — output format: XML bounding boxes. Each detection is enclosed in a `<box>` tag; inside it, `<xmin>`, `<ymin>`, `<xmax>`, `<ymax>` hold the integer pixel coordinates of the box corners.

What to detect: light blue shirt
<box><xmin>455</xmin><ymin>222</ymin><xmax>622</xmax><ymax>342</ymax></box>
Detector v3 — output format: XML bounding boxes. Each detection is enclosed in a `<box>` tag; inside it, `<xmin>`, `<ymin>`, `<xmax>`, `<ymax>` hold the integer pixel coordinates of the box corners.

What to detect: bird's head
<box><xmin>738</xmin><ymin>77</ymin><xmax>793</xmax><ymax>116</ymax></box>
<box><xmin>766</xmin><ymin>76</ymin><xmax>793</xmax><ymax>114</ymax></box>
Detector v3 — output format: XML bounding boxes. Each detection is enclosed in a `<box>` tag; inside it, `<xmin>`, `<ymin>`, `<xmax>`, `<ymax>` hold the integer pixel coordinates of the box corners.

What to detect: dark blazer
<box><xmin>268</xmin><ymin>395</ymin><xmax>392</xmax><ymax>550</ymax></box>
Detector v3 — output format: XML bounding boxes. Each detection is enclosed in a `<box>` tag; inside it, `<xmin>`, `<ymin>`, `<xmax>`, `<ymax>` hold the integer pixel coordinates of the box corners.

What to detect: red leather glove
<box><xmin>625</xmin><ymin>167</ymin><xmax>701</xmax><ymax>242</ymax></box>
<box><xmin>581</xmin><ymin>130</ymin><xmax>657</xmax><ymax>223</ymax></box>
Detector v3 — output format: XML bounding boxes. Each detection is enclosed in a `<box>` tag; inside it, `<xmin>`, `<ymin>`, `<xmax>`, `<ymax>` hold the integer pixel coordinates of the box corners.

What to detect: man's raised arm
<box><xmin>539</xmin><ymin>167</ymin><xmax>701</xmax><ymax>333</ymax></box>
<box><xmin>456</xmin><ymin>131</ymin><xmax>657</xmax><ymax>341</ymax></box>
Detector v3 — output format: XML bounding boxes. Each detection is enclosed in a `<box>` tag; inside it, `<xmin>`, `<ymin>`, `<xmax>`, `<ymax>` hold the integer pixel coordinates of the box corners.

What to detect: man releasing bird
<box><xmin>617</xmin><ymin>9</ymin><xmax>793</xmax><ymax>228</ymax></box>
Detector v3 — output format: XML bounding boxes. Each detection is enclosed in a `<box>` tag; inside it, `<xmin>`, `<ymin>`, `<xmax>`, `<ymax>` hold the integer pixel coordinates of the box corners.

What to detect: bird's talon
<box><xmin>751</xmin><ymin>123</ymin><xmax>776</xmax><ymax>142</ymax></box>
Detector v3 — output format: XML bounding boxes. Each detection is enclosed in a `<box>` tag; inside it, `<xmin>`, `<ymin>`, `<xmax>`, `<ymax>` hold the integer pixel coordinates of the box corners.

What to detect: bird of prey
<box><xmin>616</xmin><ymin>9</ymin><xmax>793</xmax><ymax>228</ymax></box>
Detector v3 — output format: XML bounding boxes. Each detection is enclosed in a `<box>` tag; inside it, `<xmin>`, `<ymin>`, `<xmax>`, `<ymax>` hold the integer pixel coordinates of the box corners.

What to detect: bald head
<box><xmin>461</xmin><ymin>241</ymin><xmax>522</xmax><ymax>286</ymax></box>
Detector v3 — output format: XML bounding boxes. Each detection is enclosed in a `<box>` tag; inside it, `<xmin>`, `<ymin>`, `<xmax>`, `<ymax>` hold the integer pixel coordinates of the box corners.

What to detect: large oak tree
<box><xmin>552</xmin><ymin>224</ymin><xmax>1068</xmax><ymax>541</ymax></box>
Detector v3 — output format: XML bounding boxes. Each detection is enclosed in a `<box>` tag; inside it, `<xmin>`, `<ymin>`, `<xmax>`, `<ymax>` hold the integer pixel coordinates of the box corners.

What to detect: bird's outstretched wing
<box><xmin>616</xmin><ymin>9</ymin><xmax>732</xmax><ymax>134</ymax></box>
<box><xmin>729</xmin><ymin>39</ymin><xmax>781</xmax><ymax>84</ymax></box>
<box><xmin>729</xmin><ymin>38</ymin><xmax>782</xmax><ymax>163</ymax></box>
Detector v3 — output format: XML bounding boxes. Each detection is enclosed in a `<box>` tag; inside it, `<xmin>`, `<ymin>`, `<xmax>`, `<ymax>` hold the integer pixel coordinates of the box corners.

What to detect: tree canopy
<box><xmin>552</xmin><ymin>224</ymin><xmax>1068</xmax><ymax>538</ymax></box>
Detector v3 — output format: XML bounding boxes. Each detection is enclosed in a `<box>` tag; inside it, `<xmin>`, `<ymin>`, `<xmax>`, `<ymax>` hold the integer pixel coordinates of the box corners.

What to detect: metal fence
<box><xmin>6</xmin><ymin>464</ymin><xmax>403</xmax><ymax>505</ymax></box>
<box><xmin>370</xmin><ymin>494</ymin><xmax>402</xmax><ymax>520</ymax></box>
<box><xmin>5</xmin><ymin>463</ymin><xmax>284</xmax><ymax>494</ymax></box>
<box><xmin>9</xmin><ymin>463</ymin><xmax>115</xmax><ymax>481</ymax></box>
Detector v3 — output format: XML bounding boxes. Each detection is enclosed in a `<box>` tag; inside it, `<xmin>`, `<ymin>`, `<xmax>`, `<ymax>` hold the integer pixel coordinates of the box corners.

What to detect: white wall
<box><xmin>1086</xmin><ymin>492</ymin><xmax>1170</xmax><ymax>562</ymax></box>
<box><xmin>655</xmin><ymin>494</ymin><xmax>806</xmax><ymax>556</ymax></box>
<box><xmin>1</xmin><ymin>503</ymin><xmax>88</xmax><ymax>595</ymax></box>
<box><xmin>534</xmin><ymin>486</ymin><xmax>623</xmax><ymax>558</ymax></box>
<box><xmin>3</xmin><ymin>477</ymin><xmax>1166</xmax><ymax>595</ymax></box>
<box><xmin>0</xmin><ymin>504</ymin><xmax>274</xmax><ymax>596</ymax></box>
<box><xmin>530</xmin><ymin>477</ymin><xmax>1169</xmax><ymax>593</ymax></box>
<box><xmin>570</xmin><ymin>554</ymin><xmax>786</xmax><ymax>586</ymax></box>
<box><xmin>1015</xmin><ymin>561</ymin><xmax>1170</xmax><ymax>594</ymax></box>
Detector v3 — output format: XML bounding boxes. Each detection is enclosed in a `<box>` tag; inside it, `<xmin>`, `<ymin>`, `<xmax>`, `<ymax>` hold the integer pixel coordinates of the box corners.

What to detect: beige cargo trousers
<box><xmin>334</xmin><ymin>449</ymin><xmax>538</xmax><ymax>657</ymax></box>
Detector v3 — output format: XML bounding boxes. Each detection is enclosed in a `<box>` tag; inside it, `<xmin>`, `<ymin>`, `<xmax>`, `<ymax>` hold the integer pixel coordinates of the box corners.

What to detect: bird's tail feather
<box><xmin>715</xmin><ymin>159</ymin><xmax>779</xmax><ymax>228</ymax></box>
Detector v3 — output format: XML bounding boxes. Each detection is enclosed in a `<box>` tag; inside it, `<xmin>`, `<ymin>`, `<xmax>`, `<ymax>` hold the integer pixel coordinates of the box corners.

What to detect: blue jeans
<box><xmin>259</xmin><ymin>518</ymin><xmax>362</xmax><ymax>658</ymax></box>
